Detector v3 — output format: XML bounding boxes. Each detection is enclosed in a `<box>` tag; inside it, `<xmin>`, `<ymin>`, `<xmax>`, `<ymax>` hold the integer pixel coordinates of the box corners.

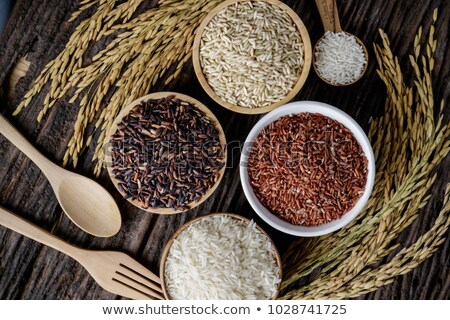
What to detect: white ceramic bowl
<box><xmin>240</xmin><ymin>101</ymin><xmax>375</xmax><ymax>237</ymax></box>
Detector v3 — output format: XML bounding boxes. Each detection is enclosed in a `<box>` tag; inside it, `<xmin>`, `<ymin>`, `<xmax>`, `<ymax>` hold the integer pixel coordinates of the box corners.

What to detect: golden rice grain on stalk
<box><xmin>280</xmin><ymin>9</ymin><xmax>450</xmax><ymax>300</ymax></box>
<box><xmin>15</xmin><ymin>0</ymin><xmax>223</xmax><ymax>170</ymax></box>
<box><xmin>12</xmin><ymin>0</ymin><xmax>450</xmax><ymax>300</ymax></box>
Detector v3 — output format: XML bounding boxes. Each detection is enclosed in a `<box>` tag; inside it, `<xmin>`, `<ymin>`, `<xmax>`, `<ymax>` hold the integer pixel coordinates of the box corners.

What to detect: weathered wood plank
<box><xmin>0</xmin><ymin>0</ymin><xmax>449</xmax><ymax>299</ymax></box>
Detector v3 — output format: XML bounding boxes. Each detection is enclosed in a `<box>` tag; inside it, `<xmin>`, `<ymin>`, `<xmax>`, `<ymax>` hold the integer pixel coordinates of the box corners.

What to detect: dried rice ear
<box><xmin>199</xmin><ymin>1</ymin><xmax>304</xmax><ymax>108</ymax></box>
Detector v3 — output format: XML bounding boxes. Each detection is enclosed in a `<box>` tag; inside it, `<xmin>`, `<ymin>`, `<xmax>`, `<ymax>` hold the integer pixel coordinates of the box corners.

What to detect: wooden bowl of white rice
<box><xmin>193</xmin><ymin>0</ymin><xmax>312</xmax><ymax>114</ymax></box>
<box><xmin>160</xmin><ymin>213</ymin><xmax>282</xmax><ymax>299</ymax></box>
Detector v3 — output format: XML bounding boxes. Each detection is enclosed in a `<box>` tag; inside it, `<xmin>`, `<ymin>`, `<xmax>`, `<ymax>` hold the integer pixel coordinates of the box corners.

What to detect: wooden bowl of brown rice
<box><xmin>193</xmin><ymin>0</ymin><xmax>312</xmax><ymax>114</ymax></box>
<box><xmin>159</xmin><ymin>213</ymin><xmax>282</xmax><ymax>299</ymax></box>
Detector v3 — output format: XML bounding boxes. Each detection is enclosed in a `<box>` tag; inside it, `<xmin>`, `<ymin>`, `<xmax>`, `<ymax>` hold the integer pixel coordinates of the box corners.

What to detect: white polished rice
<box><xmin>164</xmin><ymin>215</ymin><xmax>280</xmax><ymax>299</ymax></box>
<box><xmin>200</xmin><ymin>1</ymin><xmax>304</xmax><ymax>108</ymax></box>
<box><xmin>314</xmin><ymin>31</ymin><xmax>366</xmax><ymax>85</ymax></box>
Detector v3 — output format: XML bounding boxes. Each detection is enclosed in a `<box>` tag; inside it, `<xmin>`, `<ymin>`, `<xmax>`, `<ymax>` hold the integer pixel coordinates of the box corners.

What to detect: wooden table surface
<box><xmin>0</xmin><ymin>0</ymin><xmax>449</xmax><ymax>300</ymax></box>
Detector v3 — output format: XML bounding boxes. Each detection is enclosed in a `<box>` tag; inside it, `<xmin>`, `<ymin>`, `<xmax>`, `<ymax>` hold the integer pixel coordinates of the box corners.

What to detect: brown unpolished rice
<box><xmin>248</xmin><ymin>113</ymin><xmax>368</xmax><ymax>226</ymax></box>
<box><xmin>199</xmin><ymin>1</ymin><xmax>304</xmax><ymax>108</ymax></box>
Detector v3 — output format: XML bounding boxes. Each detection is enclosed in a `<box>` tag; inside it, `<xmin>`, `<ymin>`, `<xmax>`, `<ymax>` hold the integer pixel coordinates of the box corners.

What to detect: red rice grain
<box><xmin>247</xmin><ymin>113</ymin><xmax>368</xmax><ymax>226</ymax></box>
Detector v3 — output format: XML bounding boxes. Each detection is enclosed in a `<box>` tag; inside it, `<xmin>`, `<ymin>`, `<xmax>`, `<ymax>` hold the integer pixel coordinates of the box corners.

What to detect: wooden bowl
<box><xmin>312</xmin><ymin>32</ymin><xmax>369</xmax><ymax>86</ymax></box>
<box><xmin>159</xmin><ymin>213</ymin><xmax>282</xmax><ymax>300</ymax></box>
<box><xmin>192</xmin><ymin>0</ymin><xmax>312</xmax><ymax>115</ymax></box>
<box><xmin>105</xmin><ymin>92</ymin><xmax>227</xmax><ymax>214</ymax></box>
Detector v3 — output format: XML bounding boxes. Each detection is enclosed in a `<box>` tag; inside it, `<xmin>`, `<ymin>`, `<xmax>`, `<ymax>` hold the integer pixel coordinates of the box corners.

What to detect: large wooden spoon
<box><xmin>0</xmin><ymin>115</ymin><xmax>121</xmax><ymax>237</ymax></box>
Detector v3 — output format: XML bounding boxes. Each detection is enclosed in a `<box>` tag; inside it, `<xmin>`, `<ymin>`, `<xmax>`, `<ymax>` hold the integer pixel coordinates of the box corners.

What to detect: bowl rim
<box><xmin>239</xmin><ymin>101</ymin><xmax>376</xmax><ymax>236</ymax></box>
<box><xmin>159</xmin><ymin>213</ymin><xmax>282</xmax><ymax>300</ymax></box>
<box><xmin>105</xmin><ymin>91</ymin><xmax>227</xmax><ymax>214</ymax></box>
<box><xmin>312</xmin><ymin>31</ymin><xmax>369</xmax><ymax>86</ymax></box>
<box><xmin>192</xmin><ymin>0</ymin><xmax>312</xmax><ymax>115</ymax></box>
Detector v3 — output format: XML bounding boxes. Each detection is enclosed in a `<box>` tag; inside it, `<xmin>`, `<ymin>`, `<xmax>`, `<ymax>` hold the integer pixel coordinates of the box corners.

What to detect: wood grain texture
<box><xmin>0</xmin><ymin>206</ymin><xmax>164</xmax><ymax>300</ymax></box>
<box><xmin>0</xmin><ymin>0</ymin><xmax>449</xmax><ymax>299</ymax></box>
<box><xmin>0</xmin><ymin>114</ymin><xmax>122</xmax><ymax>237</ymax></box>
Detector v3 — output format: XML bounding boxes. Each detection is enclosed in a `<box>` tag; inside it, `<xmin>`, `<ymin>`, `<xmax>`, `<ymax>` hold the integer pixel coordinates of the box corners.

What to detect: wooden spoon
<box><xmin>313</xmin><ymin>0</ymin><xmax>368</xmax><ymax>86</ymax></box>
<box><xmin>0</xmin><ymin>115</ymin><xmax>121</xmax><ymax>237</ymax></box>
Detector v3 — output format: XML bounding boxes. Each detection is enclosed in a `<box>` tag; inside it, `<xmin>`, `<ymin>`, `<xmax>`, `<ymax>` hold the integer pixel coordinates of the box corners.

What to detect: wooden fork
<box><xmin>0</xmin><ymin>206</ymin><xmax>164</xmax><ymax>300</ymax></box>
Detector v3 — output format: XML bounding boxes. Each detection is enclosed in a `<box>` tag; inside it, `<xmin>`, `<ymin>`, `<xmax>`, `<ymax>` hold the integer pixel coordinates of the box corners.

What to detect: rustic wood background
<box><xmin>0</xmin><ymin>0</ymin><xmax>449</xmax><ymax>299</ymax></box>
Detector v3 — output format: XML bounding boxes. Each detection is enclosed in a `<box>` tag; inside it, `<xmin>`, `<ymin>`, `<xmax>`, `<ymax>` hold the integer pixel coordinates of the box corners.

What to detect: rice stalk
<box><xmin>13</xmin><ymin>0</ymin><xmax>222</xmax><ymax>172</ymax></box>
<box><xmin>280</xmin><ymin>8</ymin><xmax>450</xmax><ymax>299</ymax></box>
<box><xmin>11</xmin><ymin>1</ymin><xmax>449</xmax><ymax>299</ymax></box>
